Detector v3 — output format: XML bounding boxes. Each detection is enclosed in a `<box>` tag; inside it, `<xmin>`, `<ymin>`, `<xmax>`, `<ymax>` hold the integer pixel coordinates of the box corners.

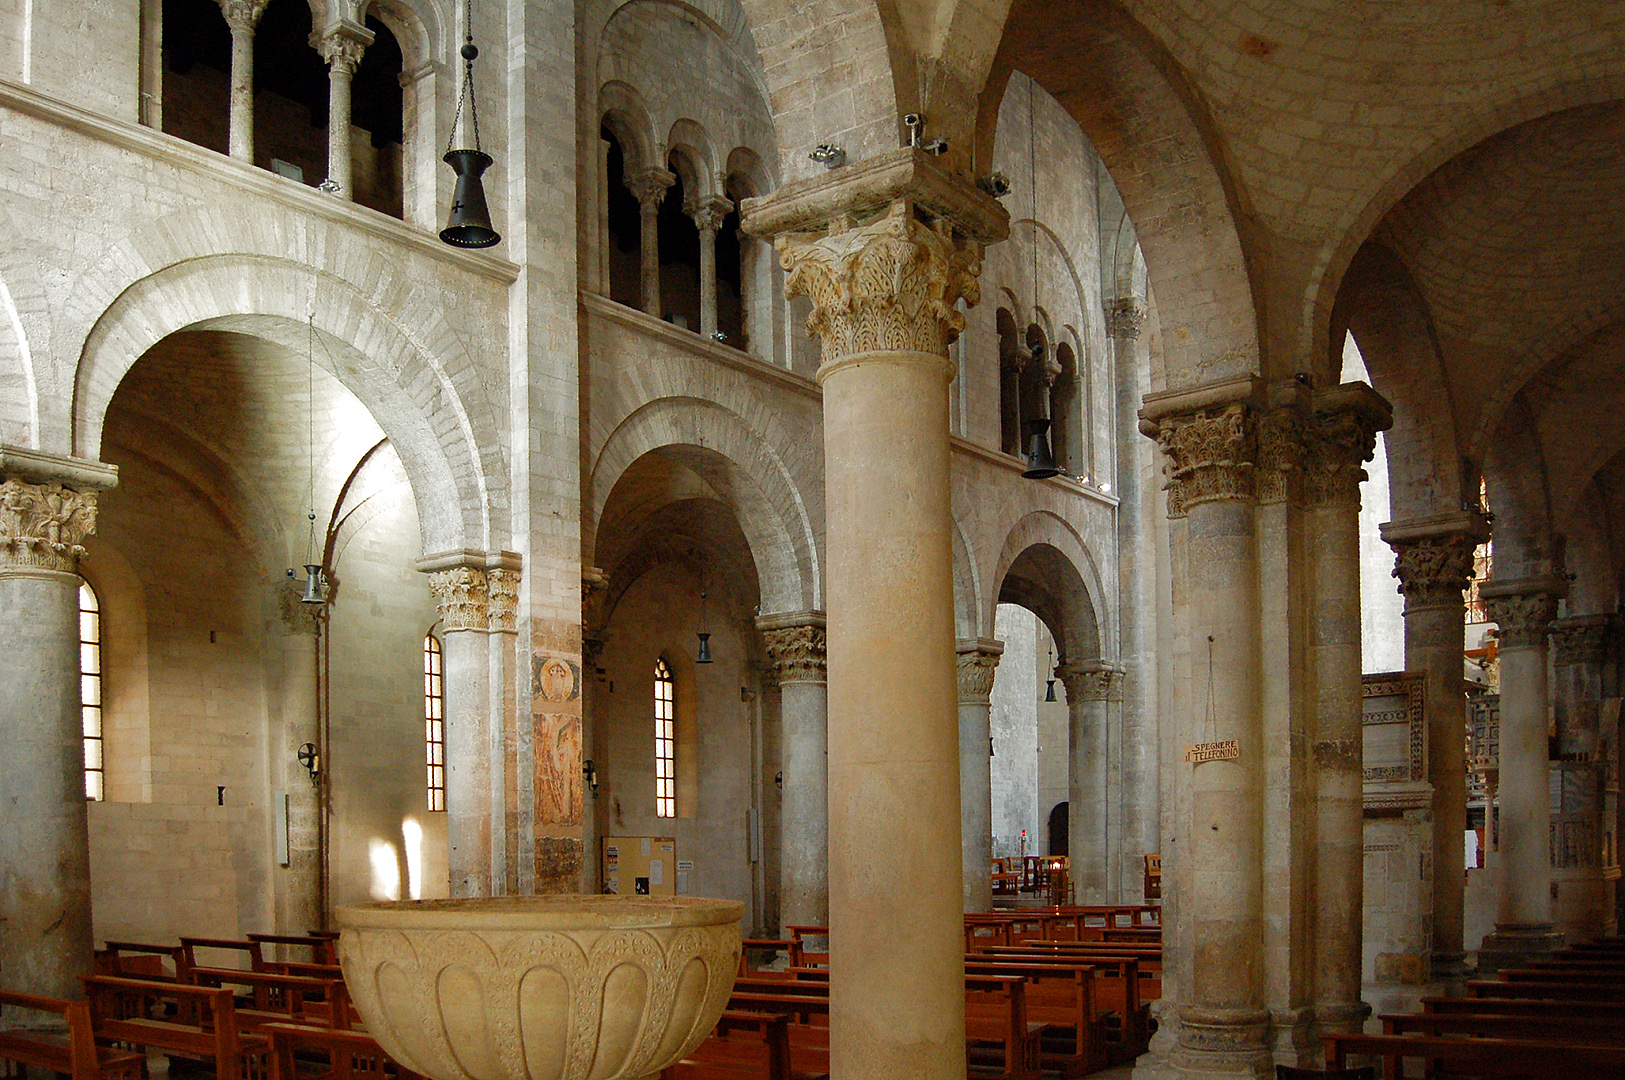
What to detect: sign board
<box><xmin>1185</xmin><ymin>740</ymin><xmax>1239</xmax><ymax>764</ymax></box>
<box><xmin>601</xmin><ymin>836</ymin><xmax>675</xmax><ymax>896</ymax></box>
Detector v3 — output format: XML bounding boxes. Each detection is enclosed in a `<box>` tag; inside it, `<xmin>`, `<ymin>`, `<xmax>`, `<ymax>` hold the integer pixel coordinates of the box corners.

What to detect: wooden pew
<box><xmin>783</xmin><ymin>928</ymin><xmax>828</xmax><ymax>969</ymax></box>
<box><xmin>663</xmin><ymin>1010</ymin><xmax>810</xmax><ymax>1080</ymax></box>
<box><xmin>179</xmin><ymin>937</ymin><xmax>264</xmax><ymax>978</ymax></box>
<box><xmin>185</xmin><ymin>966</ymin><xmax>348</xmax><ymax>1032</ymax></box>
<box><xmin>0</xmin><ymin>989</ymin><xmax>146</xmax><ymax>1080</ymax></box>
<box><xmin>739</xmin><ymin>940</ymin><xmax>798</xmax><ymax>976</ymax></box>
<box><xmin>1326</xmin><ymin>1031</ymin><xmax>1625</xmax><ymax>1079</ymax></box>
<box><xmin>264</xmin><ymin>1022</ymin><xmax>423</xmax><ymax>1080</ymax></box>
<box><xmin>1380</xmin><ymin>1010</ymin><xmax>1625</xmax><ymax>1045</ymax></box>
<box><xmin>1500</xmin><ymin>966</ymin><xmax>1625</xmax><ymax>984</ymax></box>
<box><xmin>1466</xmin><ymin>977</ymin><xmax>1625</xmax><ymax>1001</ymax></box>
<box><xmin>963</xmin><ymin>958</ymin><xmax>1101</xmax><ymax>1074</ymax></box>
<box><xmin>96</xmin><ymin>941</ymin><xmax>186</xmax><ymax>982</ymax></box>
<box><xmin>249</xmin><ymin>934</ymin><xmax>337</xmax><ymax>967</ymax></box>
<box><xmin>83</xmin><ymin>975</ymin><xmax>270</xmax><ymax>1080</ymax></box>
<box><xmin>1420</xmin><ymin>995</ymin><xmax>1625</xmax><ymax>1022</ymax></box>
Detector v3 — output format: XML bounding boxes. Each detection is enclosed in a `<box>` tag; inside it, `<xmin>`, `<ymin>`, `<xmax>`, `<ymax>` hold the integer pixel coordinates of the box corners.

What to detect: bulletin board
<box><xmin>601</xmin><ymin>836</ymin><xmax>676</xmax><ymax>896</ymax></box>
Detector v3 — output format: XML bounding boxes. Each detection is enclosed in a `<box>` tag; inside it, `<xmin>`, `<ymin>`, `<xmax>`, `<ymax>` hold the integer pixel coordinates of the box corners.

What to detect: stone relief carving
<box><xmin>218</xmin><ymin>0</ymin><xmax>268</xmax><ymax>31</ymax></box>
<box><xmin>1057</xmin><ymin>664</ymin><xmax>1122</xmax><ymax>703</ymax></box>
<box><xmin>0</xmin><ymin>479</ymin><xmax>98</xmax><ymax>574</ymax></box>
<box><xmin>1390</xmin><ymin>534</ymin><xmax>1479</xmax><ymax>609</ymax></box>
<box><xmin>762</xmin><ymin>624</ymin><xmax>827</xmax><ymax>684</ymax></box>
<box><xmin>428</xmin><ymin>566</ymin><xmax>488</xmax><ymax>631</ymax></box>
<box><xmin>1152</xmin><ymin>403</ymin><xmax>1256</xmax><ymax>513</ymax></box>
<box><xmin>1483</xmin><ymin>593</ymin><xmax>1558</xmax><ymax>650</ymax></box>
<box><xmin>316</xmin><ymin>28</ymin><xmax>368</xmax><ymax>74</ymax></box>
<box><xmin>1107</xmin><ymin>297</ymin><xmax>1147</xmax><ymax>341</ymax></box>
<box><xmin>956</xmin><ymin>650</ymin><xmax>1000</xmax><ymax>705</ymax></box>
<box><xmin>1254</xmin><ymin>408</ymin><xmax>1305</xmax><ymax>506</ymax></box>
<box><xmin>776</xmin><ymin>199</ymin><xmax>984</xmax><ymax>361</ymax></box>
<box><xmin>1551</xmin><ymin>615</ymin><xmax>1614</xmax><ymax>668</ymax></box>
<box><xmin>624</xmin><ymin>168</ymin><xmax>675</xmax><ymax>211</ymax></box>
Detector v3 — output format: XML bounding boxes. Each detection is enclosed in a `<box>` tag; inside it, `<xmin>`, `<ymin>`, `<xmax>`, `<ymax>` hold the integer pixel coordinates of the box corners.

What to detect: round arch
<box><xmin>588</xmin><ymin>396</ymin><xmax>820</xmax><ymax>614</ymax></box>
<box><xmin>989</xmin><ymin>510</ymin><xmax>1107</xmax><ymax>663</ymax></box>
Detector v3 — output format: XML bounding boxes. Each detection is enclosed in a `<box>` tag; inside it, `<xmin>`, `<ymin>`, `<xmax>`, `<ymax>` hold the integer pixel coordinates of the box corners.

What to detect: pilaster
<box><xmin>957</xmin><ymin>639</ymin><xmax>1003</xmax><ymax>913</ymax></box>
<box><xmin>761</xmin><ymin>612</ymin><xmax>828</xmax><ymax>928</ymax></box>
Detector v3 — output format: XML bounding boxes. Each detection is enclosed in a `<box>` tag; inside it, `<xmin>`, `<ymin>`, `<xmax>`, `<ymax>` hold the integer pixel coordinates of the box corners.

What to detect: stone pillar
<box><xmin>1381</xmin><ymin>512</ymin><xmax>1489</xmax><ymax>982</ymax></box>
<box><xmin>427</xmin><ymin>564</ymin><xmax>495</xmax><ymax>897</ymax></box>
<box><xmin>690</xmin><ymin>196</ymin><xmax>733</xmax><ymax>339</ymax></box>
<box><xmin>1480</xmin><ymin>577</ymin><xmax>1566</xmax><ymax>960</ymax></box>
<box><xmin>747</xmin><ymin>153</ymin><xmax>1006</xmax><ymax>1080</ymax></box>
<box><xmin>1304</xmin><ymin>387</ymin><xmax>1388</xmax><ymax>1040</ymax></box>
<box><xmin>316</xmin><ymin>22</ymin><xmax>372</xmax><ymax>199</ymax></box>
<box><xmin>219</xmin><ymin>0</ymin><xmax>268</xmax><ymax>162</ymax></box>
<box><xmin>1108</xmin><ymin>296</ymin><xmax>1158</xmax><ymax>900</ymax></box>
<box><xmin>625</xmin><ymin>168</ymin><xmax>674</xmax><ymax>317</ymax></box>
<box><xmin>1140</xmin><ymin>380</ymin><xmax>1272</xmax><ymax>1075</ymax></box>
<box><xmin>1550</xmin><ymin>614</ymin><xmax>1615</xmax><ymax>940</ymax></box>
<box><xmin>1059</xmin><ymin>661</ymin><xmax>1119</xmax><ymax>904</ymax></box>
<box><xmin>0</xmin><ymin>448</ymin><xmax>118</xmax><ymax>998</ymax></box>
<box><xmin>760</xmin><ymin>612</ymin><xmax>828</xmax><ymax>930</ymax></box>
<box><xmin>957</xmin><ymin>639</ymin><xmax>1002</xmax><ymax>913</ymax></box>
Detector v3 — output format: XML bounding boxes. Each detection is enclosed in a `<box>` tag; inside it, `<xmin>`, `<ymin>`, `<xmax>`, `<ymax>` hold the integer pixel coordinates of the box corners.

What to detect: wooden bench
<box><xmin>964</xmin><ymin>974</ymin><xmax>1047</xmax><ymax>1080</ymax></box>
<box><xmin>184</xmin><ymin>966</ymin><xmax>348</xmax><ymax>1032</ymax></box>
<box><xmin>1326</xmin><ymin>1031</ymin><xmax>1625</xmax><ymax>1078</ymax></box>
<box><xmin>263</xmin><ymin>1022</ymin><xmax>422</xmax><ymax>1080</ymax></box>
<box><xmin>179</xmin><ymin>938</ymin><xmax>264</xmax><ymax>979</ymax></box>
<box><xmin>97</xmin><ymin>942</ymin><xmax>186</xmax><ymax>982</ymax></box>
<box><xmin>248</xmin><ymin>934</ymin><xmax>337</xmax><ymax>967</ymax></box>
<box><xmin>1380</xmin><ymin>1010</ymin><xmax>1625</xmax><ymax>1044</ymax></box>
<box><xmin>1466</xmin><ymin>978</ymin><xmax>1625</xmax><ymax>1001</ymax></box>
<box><xmin>739</xmin><ymin>940</ymin><xmax>798</xmax><ymax>975</ymax></box>
<box><xmin>83</xmin><ymin>975</ymin><xmax>270</xmax><ymax>1080</ymax></box>
<box><xmin>0</xmin><ymin>989</ymin><xmax>146</xmax><ymax>1080</ymax></box>
<box><xmin>964</xmin><ymin>959</ymin><xmax>1101</xmax><ymax>1075</ymax></box>
<box><xmin>662</xmin><ymin>1010</ymin><xmax>814</xmax><ymax>1080</ymax></box>
<box><xmin>1420</xmin><ymin>995</ymin><xmax>1625</xmax><ymax>1021</ymax></box>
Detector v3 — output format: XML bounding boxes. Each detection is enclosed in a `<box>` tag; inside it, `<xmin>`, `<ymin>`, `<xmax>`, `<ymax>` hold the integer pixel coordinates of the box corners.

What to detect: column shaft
<box><xmin>762</xmin><ymin>616</ymin><xmax>828</xmax><ymax>930</ymax></box>
<box><xmin>1062</xmin><ymin>664</ymin><xmax>1115</xmax><ymax>904</ymax></box>
<box><xmin>698</xmin><ymin>226</ymin><xmax>718</xmax><ymax>336</ymax></box>
<box><xmin>427</xmin><ymin>566</ymin><xmax>494</xmax><ymax>897</ymax></box>
<box><xmin>219</xmin><ymin>1</ymin><xmax>267</xmax><ymax>162</ymax></box>
<box><xmin>958</xmin><ymin>641</ymin><xmax>1001</xmax><ymax>913</ymax></box>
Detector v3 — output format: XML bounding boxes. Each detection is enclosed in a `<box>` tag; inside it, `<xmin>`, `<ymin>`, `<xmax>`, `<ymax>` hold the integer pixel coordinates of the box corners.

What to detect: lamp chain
<box><xmin>447</xmin><ymin>0</ymin><xmax>482</xmax><ymax>154</ymax></box>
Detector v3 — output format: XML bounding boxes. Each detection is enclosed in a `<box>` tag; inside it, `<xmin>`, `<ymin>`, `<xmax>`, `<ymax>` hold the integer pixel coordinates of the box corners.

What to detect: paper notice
<box><xmin>649</xmin><ymin>859</ymin><xmax>664</xmax><ymax>887</ymax></box>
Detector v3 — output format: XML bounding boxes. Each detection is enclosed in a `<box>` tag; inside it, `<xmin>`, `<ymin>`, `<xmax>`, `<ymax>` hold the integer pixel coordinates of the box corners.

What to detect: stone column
<box><xmin>1059</xmin><ymin>661</ymin><xmax>1119</xmax><ymax>904</ymax></box>
<box><xmin>427</xmin><ymin>565</ymin><xmax>494</xmax><ymax>897</ymax></box>
<box><xmin>1381</xmin><ymin>511</ymin><xmax>1489</xmax><ymax>982</ymax></box>
<box><xmin>625</xmin><ymin>168</ymin><xmax>674</xmax><ymax>317</ymax></box>
<box><xmin>1140</xmin><ymin>380</ymin><xmax>1272</xmax><ymax>1075</ymax></box>
<box><xmin>1108</xmin><ymin>296</ymin><xmax>1157</xmax><ymax>900</ymax></box>
<box><xmin>1550</xmin><ymin>614</ymin><xmax>1615</xmax><ymax>940</ymax></box>
<box><xmin>316</xmin><ymin>22</ymin><xmax>372</xmax><ymax>199</ymax></box>
<box><xmin>689</xmin><ymin>196</ymin><xmax>733</xmax><ymax>339</ymax></box>
<box><xmin>0</xmin><ymin>448</ymin><xmax>118</xmax><ymax>998</ymax></box>
<box><xmin>747</xmin><ymin>154</ymin><xmax>1006</xmax><ymax>1080</ymax></box>
<box><xmin>957</xmin><ymin>639</ymin><xmax>1002</xmax><ymax>913</ymax></box>
<box><xmin>219</xmin><ymin>0</ymin><xmax>268</xmax><ymax>162</ymax></box>
<box><xmin>760</xmin><ymin>612</ymin><xmax>828</xmax><ymax>930</ymax></box>
<box><xmin>1480</xmin><ymin>577</ymin><xmax>1566</xmax><ymax>961</ymax></box>
<box><xmin>1304</xmin><ymin>387</ymin><xmax>1388</xmax><ymax>1039</ymax></box>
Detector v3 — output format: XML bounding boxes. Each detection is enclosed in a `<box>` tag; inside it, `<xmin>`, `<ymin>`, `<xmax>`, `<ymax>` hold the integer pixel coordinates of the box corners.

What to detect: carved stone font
<box><xmin>1483</xmin><ymin>592</ymin><xmax>1559</xmax><ymax>651</ymax></box>
<box><xmin>1152</xmin><ymin>403</ymin><xmax>1257</xmax><ymax>515</ymax></box>
<box><xmin>956</xmin><ymin>649</ymin><xmax>1001</xmax><ymax>705</ymax></box>
<box><xmin>776</xmin><ymin>199</ymin><xmax>984</xmax><ymax>361</ymax></box>
<box><xmin>762</xmin><ymin>623</ymin><xmax>828</xmax><ymax>684</ymax></box>
<box><xmin>0</xmin><ymin>479</ymin><xmax>98</xmax><ymax>574</ymax></box>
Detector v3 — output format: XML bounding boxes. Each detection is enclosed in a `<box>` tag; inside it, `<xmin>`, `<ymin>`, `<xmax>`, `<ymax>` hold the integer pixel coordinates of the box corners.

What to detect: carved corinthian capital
<box><xmin>1483</xmin><ymin>592</ymin><xmax>1559</xmax><ymax>651</ymax></box>
<box><xmin>219</xmin><ymin>0</ymin><xmax>268</xmax><ymax>32</ymax></box>
<box><xmin>762</xmin><ymin>624</ymin><xmax>827</xmax><ymax>684</ymax></box>
<box><xmin>956</xmin><ymin>645</ymin><xmax>1002</xmax><ymax>705</ymax></box>
<box><xmin>1551</xmin><ymin>614</ymin><xmax>1615</xmax><ymax>668</ymax></box>
<box><xmin>428</xmin><ymin>567</ymin><xmax>488</xmax><ymax>631</ymax></box>
<box><xmin>1305</xmin><ymin>385</ymin><xmax>1388</xmax><ymax>510</ymax></box>
<box><xmin>0</xmin><ymin>479</ymin><xmax>98</xmax><ymax>574</ymax></box>
<box><xmin>1107</xmin><ymin>297</ymin><xmax>1147</xmax><ymax>341</ymax></box>
<box><xmin>1255</xmin><ymin>408</ymin><xmax>1307</xmax><ymax>506</ymax></box>
<box><xmin>776</xmin><ymin>199</ymin><xmax>984</xmax><ymax>361</ymax></box>
<box><xmin>624</xmin><ymin>168</ymin><xmax>674</xmax><ymax>212</ymax></box>
<box><xmin>315</xmin><ymin>26</ymin><xmax>370</xmax><ymax>75</ymax></box>
<box><xmin>1057</xmin><ymin>662</ymin><xmax>1123</xmax><ymax>703</ymax></box>
<box><xmin>1152</xmin><ymin>403</ymin><xmax>1257</xmax><ymax>513</ymax></box>
<box><xmin>486</xmin><ymin>568</ymin><xmax>520</xmax><ymax>633</ymax></box>
<box><xmin>1381</xmin><ymin>513</ymin><xmax>1490</xmax><ymax>611</ymax></box>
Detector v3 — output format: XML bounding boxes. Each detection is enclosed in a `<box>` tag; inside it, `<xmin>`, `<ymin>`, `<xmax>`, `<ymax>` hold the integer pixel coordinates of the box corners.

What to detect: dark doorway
<box><xmin>1047</xmin><ymin>801</ymin><xmax>1068</xmax><ymax>857</ymax></box>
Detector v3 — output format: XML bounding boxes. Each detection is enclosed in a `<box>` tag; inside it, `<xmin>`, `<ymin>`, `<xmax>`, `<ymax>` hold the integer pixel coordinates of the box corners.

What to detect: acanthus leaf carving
<box><xmin>486</xmin><ymin>568</ymin><xmax>520</xmax><ymax>633</ymax></box>
<box><xmin>0</xmin><ymin>479</ymin><xmax>98</xmax><ymax>574</ymax></box>
<box><xmin>1390</xmin><ymin>535</ymin><xmax>1479</xmax><ymax>610</ymax></box>
<box><xmin>762</xmin><ymin>624</ymin><xmax>827</xmax><ymax>684</ymax></box>
<box><xmin>1483</xmin><ymin>592</ymin><xmax>1559</xmax><ymax>651</ymax></box>
<box><xmin>956</xmin><ymin>649</ymin><xmax>1000</xmax><ymax>705</ymax></box>
<box><xmin>1153</xmin><ymin>403</ymin><xmax>1257</xmax><ymax>513</ymax></box>
<box><xmin>428</xmin><ymin>566</ymin><xmax>489</xmax><ymax>631</ymax></box>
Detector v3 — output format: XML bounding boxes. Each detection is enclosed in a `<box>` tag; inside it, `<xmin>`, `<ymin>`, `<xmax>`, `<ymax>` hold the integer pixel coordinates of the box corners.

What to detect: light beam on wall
<box><xmin>369</xmin><ymin>838</ymin><xmax>401</xmax><ymax>901</ymax></box>
<box><xmin>402</xmin><ymin>817</ymin><xmax>424</xmax><ymax>901</ymax></box>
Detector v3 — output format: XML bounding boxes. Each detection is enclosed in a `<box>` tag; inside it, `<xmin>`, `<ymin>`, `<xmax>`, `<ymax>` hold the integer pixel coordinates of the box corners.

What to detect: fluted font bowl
<box><xmin>336</xmin><ymin>895</ymin><xmax>744</xmax><ymax>1080</ymax></box>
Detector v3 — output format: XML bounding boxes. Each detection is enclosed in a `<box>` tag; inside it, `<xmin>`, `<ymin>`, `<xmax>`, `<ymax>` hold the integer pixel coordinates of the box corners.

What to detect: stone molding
<box><xmin>1107</xmin><ymin>297</ymin><xmax>1147</xmax><ymax>341</ymax></box>
<box><xmin>776</xmin><ymin>199</ymin><xmax>984</xmax><ymax>361</ymax></box>
<box><xmin>1550</xmin><ymin>613</ymin><xmax>1615</xmax><ymax>667</ymax></box>
<box><xmin>219</xmin><ymin>0</ymin><xmax>268</xmax><ymax>32</ymax></box>
<box><xmin>1480</xmin><ymin>577</ymin><xmax>1566</xmax><ymax>650</ymax></box>
<box><xmin>1254</xmin><ymin>407</ymin><xmax>1305</xmax><ymax>506</ymax></box>
<box><xmin>955</xmin><ymin>638</ymin><xmax>1004</xmax><ymax>705</ymax></box>
<box><xmin>761</xmin><ymin>624</ymin><xmax>827</xmax><ymax>684</ymax></box>
<box><xmin>625</xmin><ymin>167</ymin><xmax>675</xmax><ymax>210</ymax></box>
<box><xmin>1381</xmin><ymin>513</ymin><xmax>1490</xmax><ymax>611</ymax></box>
<box><xmin>0</xmin><ymin>478</ymin><xmax>98</xmax><ymax>574</ymax></box>
<box><xmin>1057</xmin><ymin>661</ymin><xmax>1123</xmax><ymax>704</ymax></box>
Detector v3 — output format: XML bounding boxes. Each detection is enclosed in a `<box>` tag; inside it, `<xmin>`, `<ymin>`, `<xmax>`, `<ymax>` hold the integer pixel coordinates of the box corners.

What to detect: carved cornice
<box><xmin>624</xmin><ymin>167</ymin><xmax>675</xmax><ymax>211</ymax></box>
<box><xmin>486</xmin><ymin>568</ymin><xmax>519</xmax><ymax>633</ymax></box>
<box><xmin>219</xmin><ymin>0</ymin><xmax>269</xmax><ymax>32</ymax></box>
<box><xmin>0</xmin><ymin>479</ymin><xmax>98</xmax><ymax>574</ymax></box>
<box><xmin>956</xmin><ymin>642</ymin><xmax>1002</xmax><ymax>705</ymax></box>
<box><xmin>428</xmin><ymin>566</ymin><xmax>488</xmax><ymax>631</ymax></box>
<box><xmin>686</xmin><ymin>196</ymin><xmax>734</xmax><ymax>234</ymax></box>
<box><xmin>1107</xmin><ymin>297</ymin><xmax>1147</xmax><ymax>341</ymax></box>
<box><xmin>762</xmin><ymin>623</ymin><xmax>827</xmax><ymax>684</ymax></box>
<box><xmin>776</xmin><ymin>199</ymin><xmax>984</xmax><ymax>362</ymax></box>
<box><xmin>1481</xmin><ymin>586</ymin><xmax>1561</xmax><ymax>651</ymax></box>
<box><xmin>1151</xmin><ymin>403</ymin><xmax>1257</xmax><ymax>514</ymax></box>
<box><xmin>1551</xmin><ymin>614</ymin><xmax>1616</xmax><ymax>668</ymax></box>
<box><xmin>1057</xmin><ymin>662</ymin><xmax>1123</xmax><ymax>704</ymax></box>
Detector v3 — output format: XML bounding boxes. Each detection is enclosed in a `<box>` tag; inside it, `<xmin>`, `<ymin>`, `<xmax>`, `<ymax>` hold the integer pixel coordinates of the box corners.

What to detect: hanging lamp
<box><xmin>439</xmin><ymin>0</ymin><xmax>500</xmax><ymax>248</ymax></box>
<box><xmin>1024</xmin><ymin>416</ymin><xmax>1060</xmax><ymax>480</ymax></box>
<box><xmin>1021</xmin><ymin>79</ymin><xmax>1059</xmax><ymax>482</ymax></box>
<box><xmin>696</xmin><ymin>575</ymin><xmax>713</xmax><ymax>664</ymax></box>
<box><xmin>301</xmin><ymin>318</ymin><xmax>329</xmax><ymax>605</ymax></box>
<box><xmin>1044</xmin><ymin>640</ymin><xmax>1057</xmax><ymax>702</ymax></box>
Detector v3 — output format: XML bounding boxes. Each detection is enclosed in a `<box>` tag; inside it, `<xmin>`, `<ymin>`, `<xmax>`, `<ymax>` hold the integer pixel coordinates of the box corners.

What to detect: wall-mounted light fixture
<box><xmin>297</xmin><ymin>742</ymin><xmax>320</xmax><ymax>786</ymax></box>
<box><xmin>582</xmin><ymin>759</ymin><xmax>599</xmax><ymax>797</ymax></box>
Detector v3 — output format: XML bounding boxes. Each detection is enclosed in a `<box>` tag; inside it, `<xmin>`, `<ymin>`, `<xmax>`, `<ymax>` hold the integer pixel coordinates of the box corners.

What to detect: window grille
<box><xmin>80</xmin><ymin>582</ymin><xmax>103</xmax><ymax>802</ymax></box>
<box><xmin>654</xmin><ymin>658</ymin><xmax>675</xmax><ymax>817</ymax></box>
<box><xmin>425</xmin><ymin>633</ymin><xmax>445</xmax><ymax>812</ymax></box>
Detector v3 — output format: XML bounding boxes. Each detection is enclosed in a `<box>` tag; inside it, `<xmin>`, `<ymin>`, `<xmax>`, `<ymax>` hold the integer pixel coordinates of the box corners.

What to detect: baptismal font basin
<box><xmin>336</xmin><ymin>896</ymin><xmax>743</xmax><ymax>1080</ymax></box>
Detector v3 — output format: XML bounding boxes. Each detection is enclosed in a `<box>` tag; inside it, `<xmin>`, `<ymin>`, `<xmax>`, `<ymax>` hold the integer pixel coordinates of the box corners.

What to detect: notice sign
<box><xmin>1185</xmin><ymin>739</ymin><xmax>1239</xmax><ymax>764</ymax></box>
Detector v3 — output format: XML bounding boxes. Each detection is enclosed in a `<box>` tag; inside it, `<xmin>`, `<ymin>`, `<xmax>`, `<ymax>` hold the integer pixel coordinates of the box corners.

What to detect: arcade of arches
<box><xmin>0</xmin><ymin>1</ymin><xmax>1621</xmax><ymax>1077</ymax></box>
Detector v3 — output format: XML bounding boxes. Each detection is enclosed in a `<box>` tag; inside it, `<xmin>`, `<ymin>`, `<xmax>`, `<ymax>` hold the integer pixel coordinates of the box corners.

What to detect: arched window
<box><xmin>80</xmin><ymin>582</ymin><xmax>104</xmax><ymax>802</ymax></box>
<box><xmin>654</xmin><ymin>658</ymin><xmax>675</xmax><ymax>817</ymax></box>
<box><xmin>424</xmin><ymin>632</ymin><xmax>445</xmax><ymax>812</ymax></box>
